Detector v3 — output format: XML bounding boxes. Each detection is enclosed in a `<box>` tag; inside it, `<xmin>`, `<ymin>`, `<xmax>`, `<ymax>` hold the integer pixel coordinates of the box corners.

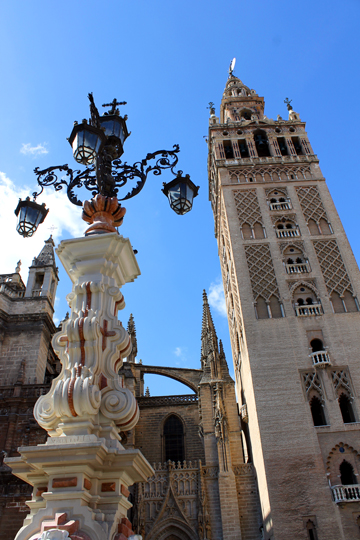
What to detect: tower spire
<box><xmin>201</xmin><ymin>290</ymin><xmax>219</xmax><ymax>370</ymax></box>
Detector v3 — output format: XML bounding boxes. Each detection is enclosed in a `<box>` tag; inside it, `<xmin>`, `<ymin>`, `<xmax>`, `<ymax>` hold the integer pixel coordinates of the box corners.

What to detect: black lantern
<box><xmin>68</xmin><ymin>120</ymin><xmax>106</xmax><ymax>165</ymax></box>
<box><xmin>15</xmin><ymin>197</ymin><xmax>49</xmax><ymax>238</ymax></box>
<box><xmin>162</xmin><ymin>173</ymin><xmax>199</xmax><ymax>215</ymax></box>
<box><xmin>99</xmin><ymin>114</ymin><xmax>129</xmax><ymax>159</ymax></box>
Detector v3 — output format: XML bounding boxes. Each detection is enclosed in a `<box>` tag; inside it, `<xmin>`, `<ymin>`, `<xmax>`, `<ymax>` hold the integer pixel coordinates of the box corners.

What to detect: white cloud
<box><xmin>20</xmin><ymin>143</ymin><xmax>48</xmax><ymax>156</ymax></box>
<box><xmin>0</xmin><ymin>171</ymin><xmax>85</xmax><ymax>282</ymax></box>
<box><xmin>173</xmin><ymin>346</ymin><xmax>188</xmax><ymax>366</ymax></box>
<box><xmin>208</xmin><ymin>279</ymin><xmax>227</xmax><ymax>317</ymax></box>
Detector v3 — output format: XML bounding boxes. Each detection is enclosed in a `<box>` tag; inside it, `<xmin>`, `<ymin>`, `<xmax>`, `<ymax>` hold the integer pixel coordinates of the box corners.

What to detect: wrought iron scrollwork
<box><xmin>33</xmin><ymin>145</ymin><xmax>180</xmax><ymax>206</ymax></box>
<box><xmin>32</xmin><ymin>94</ymin><xmax>181</xmax><ymax>207</ymax></box>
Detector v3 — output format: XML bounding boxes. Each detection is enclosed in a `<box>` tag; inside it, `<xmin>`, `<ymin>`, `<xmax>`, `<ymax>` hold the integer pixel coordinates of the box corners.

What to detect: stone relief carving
<box><xmin>296</xmin><ymin>186</ymin><xmax>329</xmax><ymax>224</ymax></box>
<box><xmin>134</xmin><ymin>461</ymin><xmax>204</xmax><ymax>540</ymax></box>
<box><xmin>233</xmin><ymin>189</ymin><xmax>263</xmax><ymax>227</ymax></box>
<box><xmin>229</xmin><ymin>164</ymin><xmax>312</xmax><ymax>184</ymax></box>
<box><xmin>313</xmin><ymin>240</ymin><xmax>354</xmax><ymax>297</ymax></box>
<box><xmin>244</xmin><ymin>244</ymin><xmax>280</xmax><ymax>301</ymax></box>
<box><xmin>302</xmin><ymin>371</ymin><xmax>324</xmax><ymax>403</ymax></box>
<box><xmin>331</xmin><ymin>370</ymin><xmax>353</xmax><ymax>400</ymax></box>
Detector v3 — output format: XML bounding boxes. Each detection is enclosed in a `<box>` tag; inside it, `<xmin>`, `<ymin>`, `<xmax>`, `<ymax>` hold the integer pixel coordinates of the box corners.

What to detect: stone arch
<box><xmin>326</xmin><ymin>443</ymin><xmax>360</xmax><ymax>487</ymax></box>
<box><xmin>326</xmin><ymin>442</ymin><xmax>360</xmax><ymax>467</ymax></box>
<box><xmin>139</xmin><ymin>366</ymin><xmax>201</xmax><ymax>394</ymax></box>
<box><xmin>289</xmin><ymin>280</ymin><xmax>320</xmax><ymax>300</ymax></box>
<box><xmin>267</xmin><ymin>187</ymin><xmax>287</xmax><ymax>201</ymax></box>
<box><xmin>281</xmin><ymin>242</ymin><xmax>304</xmax><ymax>256</ymax></box>
<box><xmin>147</xmin><ymin>518</ymin><xmax>197</xmax><ymax>540</ymax></box>
<box><xmin>274</xmin><ymin>216</ymin><xmax>297</xmax><ymax>228</ymax></box>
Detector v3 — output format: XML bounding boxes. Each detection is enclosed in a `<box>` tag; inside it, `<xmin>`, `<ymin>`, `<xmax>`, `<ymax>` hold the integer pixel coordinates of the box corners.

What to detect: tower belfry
<box><xmin>208</xmin><ymin>69</ymin><xmax>360</xmax><ymax>539</ymax></box>
<box><xmin>25</xmin><ymin>235</ymin><xmax>58</xmax><ymax>307</ymax></box>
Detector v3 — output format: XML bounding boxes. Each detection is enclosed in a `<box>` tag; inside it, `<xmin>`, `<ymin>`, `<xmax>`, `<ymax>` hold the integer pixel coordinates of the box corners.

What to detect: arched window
<box><xmin>339</xmin><ymin>393</ymin><xmax>356</xmax><ymax>424</ymax></box>
<box><xmin>340</xmin><ymin>459</ymin><xmax>357</xmax><ymax>485</ymax></box>
<box><xmin>164</xmin><ymin>415</ymin><xmax>185</xmax><ymax>463</ymax></box>
<box><xmin>307</xmin><ymin>219</ymin><xmax>319</xmax><ymax>236</ymax></box>
<box><xmin>330</xmin><ymin>291</ymin><xmax>345</xmax><ymax>313</ymax></box>
<box><xmin>253</xmin><ymin>222</ymin><xmax>265</xmax><ymax>239</ymax></box>
<box><xmin>310</xmin><ymin>339</ymin><xmax>324</xmax><ymax>353</ymax></box>
<box><xmin>306</xmin><ymin>520</ymin><xmax>318</xmax><ymax>540</ymax></box>
<box><xmin>275</xmin><ymin>219</ymin><xmax>299</xmax><ymax>238</ymax></box>
<box><xmin>269</xmin><ymin>295</ymin><xmax>283</xmax><ymax>318</ymax></box>
<box><xmin>255</xmin><ymin>296</ymin><xmax>269</xmax><ymax>319</ymax></box>
<box><xmin>343</xmin><ymin>290</ymin><xmax>359</xmax><ymax>313</ymax></box>
<box><xmin>254</xmin><ymin>130</ymin><xmax>271</xmax><ymax>157</ymax></box>
<box><xmin>277</xmin><ymin>137</ymin><xmax>288</xmax><ymax>156</ymax></box>
<box><xmin>310</xmin><ymin>396</ymin><xmax>326</xmax><ymax>426</ymax></box>
<box><xmin>241</xmin><ymin>223</ymin><xmax>252</xmax><ymax>240</ymax></box>
<box><xmin>240</xmin><ymin>109</ymin><xmax>252</xmax><ymax>120</ymax></box>
<box><xmin>283</xmin><ymin>246</ymin><xmax>308</xmax><ymax>274</ymax></box>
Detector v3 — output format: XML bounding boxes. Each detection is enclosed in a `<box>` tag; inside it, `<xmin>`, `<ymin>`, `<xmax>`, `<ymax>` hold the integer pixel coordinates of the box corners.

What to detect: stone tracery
<box><xmin>313</xmin><ymin>240</ymin><xmax>354</xmax><ymax>297</ymax></box>
<box><xmin>244</xmin><ymin>244</ymin><xmax>280</xmax><ymax>301</ymax></box>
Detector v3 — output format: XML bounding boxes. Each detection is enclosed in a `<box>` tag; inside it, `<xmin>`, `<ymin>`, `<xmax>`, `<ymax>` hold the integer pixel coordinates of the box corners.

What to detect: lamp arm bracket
<box><xmin>112</xmin><ymin>144</ymin><xmax>180</xmax><ymax>201</ymax></box>
<box><xmin>33</xmin><ymin>164</ymin><xmax>96</xmax><ymax>207</ymax></box>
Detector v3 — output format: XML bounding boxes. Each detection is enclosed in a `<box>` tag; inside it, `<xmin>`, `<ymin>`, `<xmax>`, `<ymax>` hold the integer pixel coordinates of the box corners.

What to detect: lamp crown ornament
<box><xmin>15</xmin><ymin>93</ymin><xmax>199</xmax><ymax>237</ymax></box>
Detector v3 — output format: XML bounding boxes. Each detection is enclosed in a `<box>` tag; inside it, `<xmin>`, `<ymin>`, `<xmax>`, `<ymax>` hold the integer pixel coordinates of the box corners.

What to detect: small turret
<box><xmin>25</xmin><ymin>236</ymin><xmax>58</xmax><ymax>307</ymax></box>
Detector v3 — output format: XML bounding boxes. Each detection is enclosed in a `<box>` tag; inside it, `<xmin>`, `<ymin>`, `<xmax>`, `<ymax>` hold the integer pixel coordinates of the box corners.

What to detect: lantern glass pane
<box><xmin>27</xmin><ymin>205</ymin><xmax>40</xmax><ymax>226</ymax></box>
<box><xmin>100</xmin><ymin>118</ymin><xmax>125</xmax><ymax>144</ymax></box>
<box><xmin>73</xmin><ymin>129</ymin><xmax>99</xmax><ymax>165</ymax></box>
<box><xmin>186</xmin><ymin>184</ymin><xmax>194</xmax><ymax>205</ymax></box>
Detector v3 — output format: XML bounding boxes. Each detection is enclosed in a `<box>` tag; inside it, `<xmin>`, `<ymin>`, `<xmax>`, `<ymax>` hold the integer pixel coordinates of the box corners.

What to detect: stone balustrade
<box><xmin>295</xmin><ymin>304</ymin><xmax>322</xmax><ymax>317</ymax></box>
<box><xmin>276</xmin><ymin>228</ymin><xmax>300</xmax><ymax>238</ymax></box>
<box><xmin>138</xmin><ymin>394</ymin><xmax>198</xmax><ymax>408</ymax></box>
<box><xmin>269</xmin><ymin>201</ymin><xmax>291</xmax><ymax>211</ymax></box>
<box><xmin>332</xmin><ymin>484</ymin><xmax>360</xmax><ymax>503</ymax></box>
<box><xmin>285</xmin><ymin>262</ymin><xmax>310</xmax><ymax>274</ymax></box>
<box><xmin>310</xmin><ymin>351</ymin><xmax>331</xmax><ymax>368</ymax></box>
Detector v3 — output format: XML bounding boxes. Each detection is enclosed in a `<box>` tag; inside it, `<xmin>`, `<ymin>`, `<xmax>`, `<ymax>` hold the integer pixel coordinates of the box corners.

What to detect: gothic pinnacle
<box><xmin>126</xmin><ymin>313</ymin><xmax>138</xmax><ymax>362</ymax></box>
<box><xmin>201</xmin><ymin>289</ymin><xmax>218</xmax><ymax>354</ymax></box>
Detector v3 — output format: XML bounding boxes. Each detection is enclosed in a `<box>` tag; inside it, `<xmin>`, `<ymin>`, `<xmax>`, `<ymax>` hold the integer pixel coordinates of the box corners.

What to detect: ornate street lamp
<box><xmin>14</xmin><ymin>197</ymin><xmax>49</xmax><ymax>238</ymax></box>
<box><xmin>162</xmin><ymin>172</ymin><xmax>199</xmax><ymax>215</ymax></box>
<box><xmin>15</xmin><ymin>94</ymin><xmax>199</xmax><ymax>237</ymax></box>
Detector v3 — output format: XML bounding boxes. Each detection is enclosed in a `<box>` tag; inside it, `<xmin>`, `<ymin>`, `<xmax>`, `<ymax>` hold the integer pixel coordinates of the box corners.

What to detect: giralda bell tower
<box><xmin>207</xmin><ymin>68</ymin><xmax>360</xmax><ymax>539</ymax></box>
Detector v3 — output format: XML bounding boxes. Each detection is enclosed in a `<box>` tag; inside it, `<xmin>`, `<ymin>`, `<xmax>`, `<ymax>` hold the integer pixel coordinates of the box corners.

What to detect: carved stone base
<box><xmin>7</xmin><ymin>437</ymin><xmax>153</xmax><ymax>540</ymax></box>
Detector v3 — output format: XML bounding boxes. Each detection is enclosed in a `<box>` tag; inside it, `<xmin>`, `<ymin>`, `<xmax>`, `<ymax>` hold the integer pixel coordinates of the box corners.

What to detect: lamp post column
<box><xmin>6</xmin><ymin>231</ymin><xmax>153</xmax><ymax>540</ymax></box>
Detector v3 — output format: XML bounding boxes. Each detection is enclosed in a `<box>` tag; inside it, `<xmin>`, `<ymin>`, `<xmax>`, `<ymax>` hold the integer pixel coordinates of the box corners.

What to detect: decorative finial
<box><xmin>145</xmin><ymin>387</ymin><xmax>150</xmax><ymax>397</ymax></box>
<box><xmin>15</xmin><ymin>260</ymin><xmax>21</xmax><ymax>273</ymax></box>
<box><xmin>284</xmin><ymin>97</ymin><xmax>293</xmax><ymax>111</ymax></box>
<box><xmin>102</xmin><ymin>98</ymin><xmax>127</xmax><ymax>116</ymax></box>
<box><xmin>228</xmin><ymin>57</ymin><xmax>236</xmax><ymax>78</ymax></box>
<box><xmin>207</xmin><ymin>102</ymin><xmax>215</xmax><ymax>116</ymax></box>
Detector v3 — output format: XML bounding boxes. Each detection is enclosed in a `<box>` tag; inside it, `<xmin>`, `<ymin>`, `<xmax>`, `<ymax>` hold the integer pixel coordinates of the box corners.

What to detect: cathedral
<box><xmin>1</xmin><ymin>72</ymin><xmax>360</xmax><ymax>540</ymax></box>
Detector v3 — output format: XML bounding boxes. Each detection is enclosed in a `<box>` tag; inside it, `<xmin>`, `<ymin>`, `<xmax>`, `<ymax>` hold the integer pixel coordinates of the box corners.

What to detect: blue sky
<box><xmin>1</xmin><ymin>1</ymin><xmax>360</xmax><ymax>395</ymax></box>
